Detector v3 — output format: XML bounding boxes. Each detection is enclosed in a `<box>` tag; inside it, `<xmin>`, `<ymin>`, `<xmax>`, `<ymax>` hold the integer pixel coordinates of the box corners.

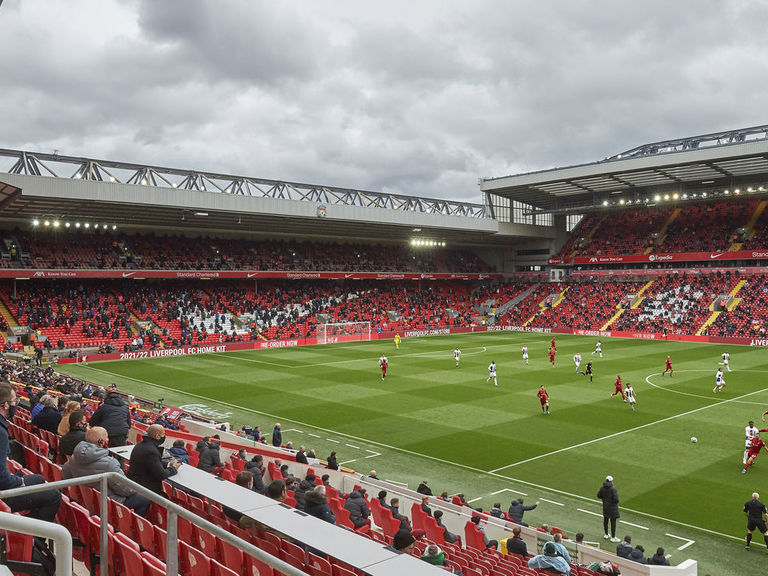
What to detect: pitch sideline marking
<box><xmin>74</xmin><ymin>363</ymin><xmax>750</xmax><ymax>545</ymax></box>
<box><xmin>540</xmin><ymin>498</ymin><xmax>564</xmax><ymax>507</ymax></box>
<box><xmin>577</xmin><ymin>508</ymin><xmax>602</xmax><ymax>518</ymax></box>
<box><xmin>489</xmin><ymin>383</ymin><xmax>768</xmax><ymax>473</ymax></box>
<box><xmin>620</xmin><ymin>520</ymin><xmax>648</xmax><ymax>530</ymax></box>
<box><xmin>491</xmin><ymin>488</ymin><xmax>527</xmax><ymax>496</ymax></box>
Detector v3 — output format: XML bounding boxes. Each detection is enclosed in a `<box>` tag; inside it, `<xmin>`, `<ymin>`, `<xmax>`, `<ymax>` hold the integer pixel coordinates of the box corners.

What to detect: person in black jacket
<box><xmin>416</xmin><ymin>480</ymin><xmax>433</xmax><ymax>496</ymax></box>
<box><xmin>89</xmin><ymin>390</ymin><xmax>131</xmax><ymax>447</ymax></box>
<box><xmin>272</xmin><ymin>423</ymin><xmax>282</xmax><ymax>447</ymax></box>
<box><xmin>326</xmin><ymin>451</ymin><xmax>339</xmax><ymax>470</ymax></box>
<box><xmin>31</xmin><ymin>397</ymin><xmax>61</xmax><ymax>434</ymax></box>
<box><xmin>616</xmin><ymin>535</ymin><xmax>632</xmax><ymax>558</ymax></box>
<box><xmin>344</xmin><ymin>490</ymin><xmax>371</xmax><ymax>528</ymax></box>
<box><xmin>508</xmin><ymin>498</ymin><xmax>539</xmax><ymax>526</ymax></box>
<box><xmin>648</xmin><ymin>547</ymin><xmax>669</xmax><ymax>565</ymax></box>
<box><xmin>127</xmin><ymin>424</ymin><xmax>180</xmax><ymax>495</ymax></box>
<box><xmin>433</xmin><ymin>510</ymin><xmax>459</xmax><ymax>543</ymax></box>
<box><xmin>58</xmin><ymin>410</ymin><xmax>87</xmax><ymax>462</ymax></box>
<box><xmin>505</xmin><ymin>526</ymin><xmax>529</xmax><ymax>557</ymax></box>
<box><xmin>295</xmin><ymin>445</ymin><xmax>308</xmax><ymax>464</ymax></box>
<box><xmin>304</xmin><ymin>485</ymin><xmax>336</xmax><ymax>524</ymax></box>
<box><xmin>627</xmin><ymin>545</ymin><xmax>648</xmax><ymax>564</ymax></box>
<box><xmin>597</xmin><ymin>475</ymin><xmax>620</xmax><ymax>542</ymax></box>
<box><xmin>245</xmin><ymin>454</ymin><xmax>267</xmax><ymax>493</ymax></box>
<box><xmin>197</xmin><ymin>438</ymin><xmax>223</xmax><ymax>474</ymax></box>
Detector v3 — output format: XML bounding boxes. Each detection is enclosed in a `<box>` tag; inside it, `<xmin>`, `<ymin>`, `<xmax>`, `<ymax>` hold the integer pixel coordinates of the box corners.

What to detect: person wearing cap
<box><xmin>597</xmin><ymin>475</ymin><xmax>621</xmax><ymax>542</ymax></box>
<box><xmin>528</xmin><ymin>541</ymin><xmax>571</xmax><ymax>574</ymax></box>
<box><xmin>392</xmin><ymin>529</ymin><xmax>416</xmax><ymax>553</ymax></box>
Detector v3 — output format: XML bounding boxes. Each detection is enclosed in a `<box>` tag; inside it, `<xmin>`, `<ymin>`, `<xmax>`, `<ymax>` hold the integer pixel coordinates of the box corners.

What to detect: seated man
<box><xmin>528</xmin><ymin>542</ymin><xmax>570</xmax><ymax>575</ymax></box>
<box><xmin>58</xmin><ymin>410</ymin><xmax>87</xmax><ymax>463</ymax></box>
<box><xmin>63</xmin><ymin>426</ymin><xmax>151</xmax><ymax>517</ymax></box>
<box><xmin>504</xmin><ymin>526</ymin><xmax>529</xmax><ymax>557</ymax></box>
<box><xmin>433</xmin><ymin>510</ymin><xmax>459</xmax><ymax>543</ymax></box>
<box><xmin>0</xmin><ymin>382</ymin><xmax>62</xmax><ymax>522</ymax></box>
<box><xmin>222</xmin><ymin>471</ymin><xmax>255</xmax><ymax>528</ymax></box>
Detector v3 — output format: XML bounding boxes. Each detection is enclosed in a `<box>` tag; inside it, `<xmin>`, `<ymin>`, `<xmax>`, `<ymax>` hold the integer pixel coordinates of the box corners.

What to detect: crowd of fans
<box><xmin>0</xmin><ymin>231</ymin><xmax>494</xmax><ymax>273</ymax></box>
<box><xmin>558</xmin><ymin>198</ymin><xmax>767</xmax><ymax>257</ymax></box>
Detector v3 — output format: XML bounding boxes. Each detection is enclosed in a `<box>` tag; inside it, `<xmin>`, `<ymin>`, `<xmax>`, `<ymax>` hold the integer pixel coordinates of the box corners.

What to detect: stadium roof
<box><xmin>0</xmin><ymin>149</ymin><xmax>518</xmax><ymax>245</ymax></box>
<box><xmin>482</xmin><ymin>124</ymin><xmax>768</xmax><ymax>214</ymax></box>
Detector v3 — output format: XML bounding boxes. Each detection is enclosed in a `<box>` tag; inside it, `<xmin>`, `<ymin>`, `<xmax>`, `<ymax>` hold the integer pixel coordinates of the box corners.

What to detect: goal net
<box><xmin>317</xmin><ymin>322</ymin><xmax>371</xmax><ymax>344</ymax></box>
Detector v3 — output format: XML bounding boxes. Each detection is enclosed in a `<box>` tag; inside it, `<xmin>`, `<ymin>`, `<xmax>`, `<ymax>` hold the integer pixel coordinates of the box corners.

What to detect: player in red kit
<box><xmin>379</xmin><ymin>354</ymin><xmax>388</xmax><ymax>380</ymax></box>
<box><xmin>548</xmin><ymin>347</ymin><xmax>556</xmax><ymax>367</ymax></box>
<box><xmin>537</xmin><ymin>386</ymin><xmax>550</xmax><ymax>415</ymax></box>
<box><xmin>550</xmin><ymin>337</ymin><xmax>556</xmax><ymax>351</ymax></box>
<box><xmin>662</xmin><ymin>355</ymin><xmax>673</xmax><ymax>376</ymax></box>
<box><xmin>610</xmin><ymin>375</ymin><xmax>626</xmax><ymax>402</ymax></box>
<box><xmin>743</xmin><ymin>433</ymin><xmax>768</xmax><ymax>473</ymax></box>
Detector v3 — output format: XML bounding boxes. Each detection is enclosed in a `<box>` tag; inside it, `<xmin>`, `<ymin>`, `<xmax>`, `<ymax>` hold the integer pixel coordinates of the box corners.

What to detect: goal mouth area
<box><xmin>316</xmin><ymin>322</ymin><xmax>372</xmax><ymax>344</ymax></box>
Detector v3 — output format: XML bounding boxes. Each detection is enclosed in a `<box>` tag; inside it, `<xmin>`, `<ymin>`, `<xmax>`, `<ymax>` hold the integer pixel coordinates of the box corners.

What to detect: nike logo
<box><xmin>247</xmin><ymin>273</ymin><xmax>258</xmax><ymax>278</ymax></box>
<box><xmin>710</xmin><ymin>253</ymin><xmax>724</xmax><ymax>259</ymax></box>
<box><xmin>345</xmin><ymin>274</ymin><xmax>353</xmax><ymax>278</ymax></box>
<box><xmin>121</xmin><ymin>272</ymin><xmax>135</xmax><ymax>278</ymax></box>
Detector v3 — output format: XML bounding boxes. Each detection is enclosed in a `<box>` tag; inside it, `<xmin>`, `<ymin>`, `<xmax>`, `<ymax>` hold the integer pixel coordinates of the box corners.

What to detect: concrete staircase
<box><xmin>730</xmin><ymin>200</ymin><xmax>767</xmax><ymax>251</ymax></box>
<box><xmin>696</xmin><ymin>279</ymin><xmax>748</xmax><ymax>336</ymax></box>
<box><xmin>644</xmin><ymin>208</ymin><xmax>680</xmax><ymax>254</ymax></box>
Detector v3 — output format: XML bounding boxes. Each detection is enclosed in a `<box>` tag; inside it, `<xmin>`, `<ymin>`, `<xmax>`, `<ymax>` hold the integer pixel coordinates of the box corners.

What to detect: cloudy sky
<box><xmin>1</xmin><ymin>0</ymin><xmax>767</xmax><ymax>204</ymax></box>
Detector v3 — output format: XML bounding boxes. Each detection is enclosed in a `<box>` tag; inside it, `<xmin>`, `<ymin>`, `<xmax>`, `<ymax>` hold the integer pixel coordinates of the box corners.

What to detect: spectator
<box><xmin>416</xmin><ymin>480</ymin><xmax>433</xmax><ymax>495</ymax></box>
<box><xmin>504</xmin><ymin>525</ymin><xmax>528</xmax><ymax>557</ymax></box>
<box><xmin>58</xmin><ymin>410</ymin><xmax>87</xmax><ymax>463</ymax></box>
<box><xmin>272</xmin><ymin>423</ymin><xmax>282</xmax><ymax>447</ymax></box>
<box><xmin>627</xmin><ymin>544</ymin><xmax>648</xmax><ymax>564</ymax></box>
<box><xmin>508</xmin><ymin>498</ymin><xmax>539</xmax><ymax>526</ymax></box>
<box><xmin>0</xmin><ymin>381</ymin><xmax>62</xmax><ymax>522</ymax></box>
<box><xmin>552</xmin><ymin>533</ymin><xmax>571</xmax><ymax>563</ymax></box>
<box><xmin>266</xmin><ymin>479</ymin><xmax>286</xmax><ymax>501</ymax></box>
<box><xmin>648</xmin><ymin>547</ymin><xmax>670</xmax><ymax>566</ymax></box>
<box><xmin>89</xmin><ymin>390</ymin><xmax>131</xmax><ymax>447</ymax></box>
<box><xmin>32</xmin><ymin>396</ymin><xmax>61</xmax><ymax>433</ymax></box>
<box><xmin>30</xmin><ymin>394</ymin><xmax>48</xmax><ymax>419</ymax></box>
<box><xmin>393</xmin><ymin>529</ymin><xmax>417</xmax><ymax>553</ymax></box>
<box><xmin>434</xmin><ymin>510</ymin><xmax>459</xmax><ymax>543</ymax></box>
<box><xmin>168</xmin><ymin>439</ymin><xmax>190</xmax><ymax>465</ymax></box>
<box><xmin>489</xmin><ymin>502</ymin><xmax>504</xmax><ymax>519</ymax></box>
<box><xmin>197</xmin><ymin>437</ymin><xmax>223</xmax><ymax>474</ymax></box>
<box><xmin>470</xmin><ymin>516</ymin><xmax>498</xmax><ymax>550</ymax></box>
<box><xmin>223</xmin><ymin>471</ymin><xmax>254</xmax><ymax>529</ymax></box>
<box><xmin>528</xmin><ymin>541</ymin><xmax>570</xmax><ymax>575</ymax></box>
<box><xmin>126</xmin><ymin>424</ymin><xmax>181</xmax><ymax>495</ymax></box>
<box><xmin>377</xmin><ymin>490</ymin><xmax>391</xmax><ymax>510</ymax></box>
<box><xmin>421</xmin><ymin>495</ymin><xmax>432</xmax><ymax>517</ymax></box>
<box><xmin>326</xmin><ymin>451</ymin><xmax>339</xmax><ymax>470</ymax></box>
<box><xmin>236</xmin><ymin>448</ymin><xmax>248</xmax><ymax>461</ymax></box>
<box><xmin>295</xmin><ymin>445</ymin><xmax>308</xmax><ymax>464</ymax></box>
<box><xmin>597</xmin><ymin>475</ymin><xmax>621</xmax><ymax>542</ymax></box>
<box><xmin>321</xmin><ymin>474</ymin><xmax>331</xmax><ymax>487</ymax></box>
<box><xmin>62</xmin><ymin>426</ymin><xmax>150</xmax><ymax>517</ymax></box>
<box><xmin>344</xmin><ymin>489</ymin><xmax>371</xmax><ymax>529</ymax></box>
<box><xmin>368</xmin><ymin>470</ymin><xmax>378</xmax><ymax>479</ymax></box>
<box><xmin>57</xmin><ymin>400</ymin><xmax>81</xmax><ymax>436</ymax></box>
<box><xmin>304</xmin><ymin>485</ymin><xmax>336</xmax><ymax>524</ymax></box>
<box><xmin>294</xmin><ymin>474</ymin><xmax>317</xmax><ymax>511</ymax></box>
<box><xmin>390</xmin><ymin>497</ymin><xmax>411</xmax><ymax>530</ymax></box>
<box><xmin>616</xmin><ymin>535</ymin><xmax>632</xmax><ymax>558</ymax></box>
<box><xmin>245</xmin><ymin>454</ymin><xmax>266</xmax><ymax>493</ymax></box>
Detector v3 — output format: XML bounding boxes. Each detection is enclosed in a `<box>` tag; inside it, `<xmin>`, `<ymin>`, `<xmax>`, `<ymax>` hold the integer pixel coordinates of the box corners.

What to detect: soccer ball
<box><xmin>690</xmin><ymin>437</ymin><xmax>698</xmax><ymax>443</ymax></box>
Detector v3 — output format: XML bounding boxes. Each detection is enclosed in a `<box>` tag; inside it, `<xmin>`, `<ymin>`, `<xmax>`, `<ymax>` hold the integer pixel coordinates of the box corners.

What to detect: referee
<box><xmin>744</xmin><ymin>492</ymin><xmax>768</xmax><ymax>550</ymax></box>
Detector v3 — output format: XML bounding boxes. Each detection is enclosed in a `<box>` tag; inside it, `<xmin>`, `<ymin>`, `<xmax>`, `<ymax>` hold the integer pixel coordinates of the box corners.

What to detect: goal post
<box><xmin>317</xmin><ymin>322</ymin><xmax>371</xmax><ymax>344</ymax></box>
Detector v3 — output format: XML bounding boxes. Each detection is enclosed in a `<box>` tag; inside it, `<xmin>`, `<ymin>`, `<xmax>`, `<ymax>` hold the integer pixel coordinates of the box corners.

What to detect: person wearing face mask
<box><xmin>62</xmin><ymin>426</ymin><xmax>151</xmax><ymax>516</ymax></box>
<box><xmin>127</xmin><ymin>424</ymin><xmax>181</xmax><ymax>496</ymax></box>
<box><xmin>0</xmin><ymin>381</ymin><xmax>62</xmax><ymax>521</ymax></box>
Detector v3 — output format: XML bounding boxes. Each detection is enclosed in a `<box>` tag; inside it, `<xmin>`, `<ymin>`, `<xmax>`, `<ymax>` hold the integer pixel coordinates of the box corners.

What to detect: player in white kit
<box><xmin>625</xmin><ymin>384</ymin><xmax>636</xmax><ymax>412</ymax></box>
<box><xmin>573</xmin><ymin>352</ymin><xmax>581</xmax><ymax>373</ymax></box>
<box><xmin>745</xmin><ymin>421</ymin><xmax>759</xmax><ymax>464</ymax></box>
<box><xmin>713</xmin><ymin>368</ymin><xmax>726</xmax><ymax>393</ymax></box>
<box><xmin>487</xmin><ymin>361</ymin><xmax>498</xmax><ymax>386</ymax></box>
<box><xmin>719</xmin><ymin>351</ymin><xmax>731</xmax><ymax>372</ymax></box>
<box><xmin>592</xmin><ymin>340</ymin><xmax>602</xmax><ymax>358</ymax></box>
<box><xmin>454</xmin><ymin>348</ymin><xmax>461</xmax><ymax>368</ymax></box>
<box><xmin>521</xmin><ymin>345</ymin><xmax>529</xmax><ymax>365</ymax></box>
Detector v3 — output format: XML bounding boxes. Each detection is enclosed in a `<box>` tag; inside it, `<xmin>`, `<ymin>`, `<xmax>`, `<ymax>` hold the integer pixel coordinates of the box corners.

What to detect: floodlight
<box><xmin>84</xmin><ymin>223</ymin><xmax>90</xmax><ymax>228</ymax></box>
<box><xmin>682</xmin><ymin>194</ymin><xmax>688</xmax><ymax>199</ymax></box>
<box><xmin>53</xmin><ymin>220</ymin><xmax>60</xmax><ymax>227</ymax></box>
<box><xmin>65</xmin><ymin>222</ymin><xmax>70</xmax><ymax>228</ymax></box>
<box><xmin>663</xmin><ymin>194</ymin><xmax>669</xmax><ymax>201</ymax></box>
<box><xmin>734</xmin><ymin>189</ymin><xmax>740</xmax><ymax>195</ymax></box>
<box><xmin>32</xmin><ymin>219</ymin><xmax>39</xmax><ymax>226</ymax></box>
<box><xmin>724</xmin><ymin>190</ymin><xmax>730</xmax><ymax>195</ymax></box>
<box><xmin>43</xmin><ymin>220</ymin><xmax>50</xmax><ymax>226</ymax></box>
<box><xmin>672</xmin><ymin>193</ymin><xmax>679</xmax><ymax>200</ymax></box>
<box><xmin>654</xmin><ymin>195</ymin><xmax>661</xmax><ymax>202</ymax></box>
<box><xmin>112</xmin><ymin>225</ymin><xmax>117</xmax><ymax>230</ymax></box>
<box><xmin>75</xmin><ymin>222</ymin><xmax>81</xmax><ymax>228</ymax></box>
<box><xmin>748</xmin><ymin>187</ymin><xmax>754</xmax><ymax>192</ymax></box>
<box><xmin>702</xmin><ymin>192</ymin><xmax>707</xmax><ymax>197</ymax></box>
<box><xmin>602</xmin><ymin>200</ymin><xmax>608</xmax><ymax>206</ymax></box>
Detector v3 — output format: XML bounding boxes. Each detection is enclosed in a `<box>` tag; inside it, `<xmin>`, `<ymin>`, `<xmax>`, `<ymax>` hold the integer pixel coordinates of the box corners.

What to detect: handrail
<box><xmin>0</xmin><ymin>509</ymin><xmax>72</xmax><ymax>576</ymax></box>
<box><xmin>0</xmin><ymin>472</ymin><xmax>306</xmax><ymax>576</ymax></box>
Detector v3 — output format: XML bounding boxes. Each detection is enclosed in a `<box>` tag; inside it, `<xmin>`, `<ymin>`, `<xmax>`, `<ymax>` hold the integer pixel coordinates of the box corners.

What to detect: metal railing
<box><xmin>0</xmin><ymin>473</ymin><xmax>305</xmax><ymax>576</ymax></box>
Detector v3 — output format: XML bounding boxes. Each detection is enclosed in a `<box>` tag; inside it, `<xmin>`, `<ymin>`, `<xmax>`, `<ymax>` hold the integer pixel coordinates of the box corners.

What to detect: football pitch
<box><xmin>59</xmin><ymin>332</ymin><xmax>768</xmax><ymax>574</ymax></box>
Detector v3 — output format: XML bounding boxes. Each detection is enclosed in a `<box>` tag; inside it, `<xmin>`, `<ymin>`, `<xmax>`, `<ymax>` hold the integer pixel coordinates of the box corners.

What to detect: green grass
<box><xmin>58</xmin><ymin>332</ymin><xmax>768</xmax><ymax>575</ymax></box>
